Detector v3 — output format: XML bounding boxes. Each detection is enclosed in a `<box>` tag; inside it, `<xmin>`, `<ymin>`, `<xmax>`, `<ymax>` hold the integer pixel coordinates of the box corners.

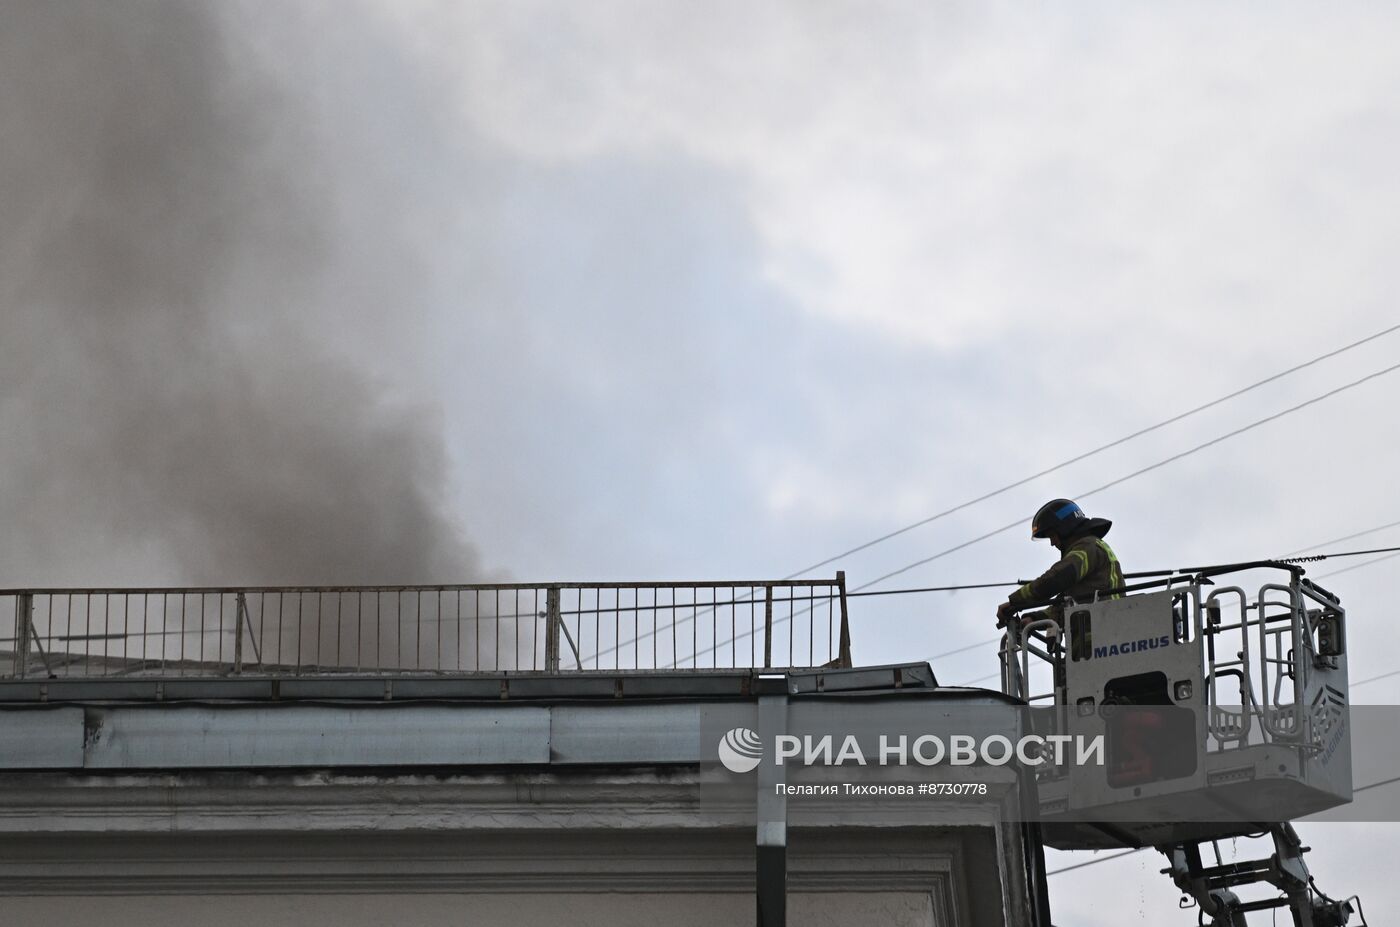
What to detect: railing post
<box><xmin>233</xmin><ymin>593</ymin><xmax>246</xmax><ymax>675</ymax></box>
<box><xmin>836</xmin><ymin>571</ymin><xmax>852</xmax><ymax>669</ymax></box>
<box><xmin>755</xmin><ymin>676</ymin><xmax>789</xmax><ymax>927</ymax></box>
<box><xmin>545</xmin><ymin>586</ymin><xmax>562</xmax><ymax>673</ymax></box>
<box><xmin>763</xmin><ymin>585</ymin><xmax>774</xmax><ymax>669</ymax></box>
<box><xmin>14</xmin><ymin>594</ymin><xmax>33</xmax><ymax>679</ymax></box>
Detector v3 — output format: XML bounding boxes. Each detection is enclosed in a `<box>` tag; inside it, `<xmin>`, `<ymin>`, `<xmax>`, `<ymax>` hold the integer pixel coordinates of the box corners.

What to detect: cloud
<box><xmin>376</xmin><ymin>2</ymin><xmax>1400</xmax><ymax>354</ymax></box>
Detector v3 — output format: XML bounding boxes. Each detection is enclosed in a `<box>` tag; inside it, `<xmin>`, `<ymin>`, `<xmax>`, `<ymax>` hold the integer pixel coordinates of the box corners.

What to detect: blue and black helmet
<box><xmin>1031</xmin><ymin>498</ymin><xmax>1111</xmax><ymax>541</ymax></box>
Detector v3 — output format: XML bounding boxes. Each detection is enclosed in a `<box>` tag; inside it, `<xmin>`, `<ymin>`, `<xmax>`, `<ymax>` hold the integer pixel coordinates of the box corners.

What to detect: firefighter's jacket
<box><xmin>1007</xmin><ymin>534</ymin><xmax>1123</xmax><ymax>612</ymax></box>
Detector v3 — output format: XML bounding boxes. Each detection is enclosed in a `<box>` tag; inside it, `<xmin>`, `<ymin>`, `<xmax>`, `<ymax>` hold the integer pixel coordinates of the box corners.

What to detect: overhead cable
<box><xmin>786</xmin><ymin>323</ymin><xmax>1400</xmax><ymax>579</ymax></box>
<box><xmin>927</xmin><ymin>519</ymin><xmax>1400</xmax><ymax>665</ymax></box>
<box><xmin>1315</xmin><ymin>551</ymin><xmax>1400</xmax><ymax>580</ymax></box>
<box><xmin>657</xmin><ymin>360</ymin><xmax>1400</xmax><ymax>667</ymax></box>
<box><xmin>1352</xmin><ymin>667</ymin><xmax>1400</xmax><ymax>688</ymax></box>
<box><xmin>1355</xmin><ymin>773</ymin><xmax>1400</xmax><ymax>795</ymax></box>
<box><xmin>1281</xmin><ymin>518</ymin><xmax>1400</xmax><ymax>557</ymax></box>
<box><xmin>1282</xmin><ymin>545</ymin><xmax>1400</xmax><ymax>564</ymax></box>
<box><xmin>1047</xmin><ymin>848</ymin><xmax>1143</xmax><ymax>876</ymax></box>
<box><xmin>851</xmin><ymin>360</ymin><xmax>1400</xmax><ymax>596</ymax></box>
<box><xmin>1048</xmin><ymin>778</ymin><xmax>1399</xmax><ymax>875</ymax></box>
<box><xmin>957</xmin><ymin>665</ymin><xmax>1400</xmax><ymax>690</ymax></box>
<box><xmin>829</xmin><ymin>546</ymin><xmax>1400</xmax><ymax>603</ymax></box>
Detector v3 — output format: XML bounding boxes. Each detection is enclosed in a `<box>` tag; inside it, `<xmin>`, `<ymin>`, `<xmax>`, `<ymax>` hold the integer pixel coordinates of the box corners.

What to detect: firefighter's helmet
<box><xmin>1031</xmin><ymin>498</ymin><xmax>1111</xmax><ymax>541</ymax></box>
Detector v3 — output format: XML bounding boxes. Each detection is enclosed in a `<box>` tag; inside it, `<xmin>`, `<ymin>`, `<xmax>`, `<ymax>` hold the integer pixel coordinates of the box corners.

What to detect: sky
<box><xmin>3</xmin><ymin>1</ymin><xmax>1399</xmax><ymax>923</ymax></box>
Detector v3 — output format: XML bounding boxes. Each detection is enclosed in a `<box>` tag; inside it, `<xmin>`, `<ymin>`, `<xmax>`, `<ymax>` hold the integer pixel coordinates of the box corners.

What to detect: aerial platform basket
<box><xmin>999</xmin><ymin>565</ymin><xmax>1352</xmax><ymax>852</ymax></box>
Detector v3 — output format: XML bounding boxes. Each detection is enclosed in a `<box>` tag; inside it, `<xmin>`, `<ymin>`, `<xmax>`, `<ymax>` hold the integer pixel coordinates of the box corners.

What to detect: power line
<box><xmin>1315</xmin><ymin>551</ymin><xmax>1400</xmax><ymax>580</ymax></box>
<box><xmin>951</xmin><ymin>615</ymin><xmax>1400</xmax><ymax>691</ymax></box>
<box><xmin>787</xmin><ymin>323</ymin><xmax>1400</xmax><ymax>579</ymax></box>
<box><xmin>1355</xmin><ymin>773</ymin><xmax>1400</xmax><ymax>795</ymax></box>
<box><xmin>925</xmin><ymin>518</ymin><xmax>1400</xmax><ymax>666</ymax></box>
<box><xmin>1048</xmin><ymin>848</ymin><xmax>1143</xmax><ymax>876</ymax></box>
<box><xmin>923</xmin><ymin>537</ymin><xmax>1400</xmax><ymax>685</ymax></box>
<box><xmin>689</xmin><ymin>390</ymin><xmax>1400</xmax><ymax>664</ymax></box>
<box><xmin>959</xmin><ymin>663</ymin><xmax>1400</xmax><ymax>691</ymax></box>
<box><xmin>1353</xmin><ymin>667</ymin><xmax>1400</xmax><ymax>688</ymax></box>
<box><xmin>624</xmin><ymin>343</ymin><xmax>1400</xmax><ymax>668</ymax></box>
<box><xmin>653</xmin><ymin>359</ymin><xmax>1400</xmax><ymax>668</ymax></box>
<box><xmin>1048</xmin><ymin>775</ymin><xmax>1400</xmax><ymax>875</ymax></box>
<box><xmin>874</xmin><ymin>542</ymin><xmax>1373</xmax><ymax>604</ymax></box>
<box><xmin>851</xmin><ymin>360</ymin><xmax>1400</xmax><ymax>596</ymax></box>
<box><xmin>846</xmin><ymin>581</ymin><xmax>1018</xmax><ymax>598</ymax></box>
<box><xmin>951</xmin><ymin>671</ymin><xmax>1000</xmax><ymax>687</ymax></box>
<box><xmin>930</xmin><ymin>639</ymin><xmax>1000</xmax><ymax>662</ymax></box>
<box><xmin>957</xmin><ymin>617</ymin><xmax>1400</xmax><ymax>688</ymax></box>
<box><xmin>1286</xmin><ymin>545</ymin><xmax>1400</xmax><ymax>564</ymax></box>
<box><xmin>1281</xmin><ymin>519</ymin><xmax>1400</xmax><ymax>557</ymax></box>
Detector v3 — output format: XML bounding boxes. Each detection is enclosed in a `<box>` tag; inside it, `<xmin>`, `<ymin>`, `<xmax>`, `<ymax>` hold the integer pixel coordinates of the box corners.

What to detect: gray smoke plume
<box><xmin>0</xmin><ymin>1</ymin><xmax>484</xmax><ymax>594</ymax></box>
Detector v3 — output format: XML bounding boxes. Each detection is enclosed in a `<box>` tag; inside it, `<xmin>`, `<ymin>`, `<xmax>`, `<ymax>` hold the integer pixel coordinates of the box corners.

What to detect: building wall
<box><xmin>1</xmin><ymin>891</ymin><xmax>938</xmax><ymax>927</ymax></box>
<box><xmin>0</xmin><ymin>825</ymin><xmax>967</xmax><ymax>927</ymax></box>
<box><xmin>0</xmin><ymin>687</ymin><xmax>1043</xmax><ymax>925</ymax></box>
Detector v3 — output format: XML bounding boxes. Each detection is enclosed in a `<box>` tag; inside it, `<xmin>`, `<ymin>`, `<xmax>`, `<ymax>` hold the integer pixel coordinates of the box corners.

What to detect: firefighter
<box><xmin>995</xmin><ymin>498</ymin><xmax>1123</xmax><ymax>633</ymax></box>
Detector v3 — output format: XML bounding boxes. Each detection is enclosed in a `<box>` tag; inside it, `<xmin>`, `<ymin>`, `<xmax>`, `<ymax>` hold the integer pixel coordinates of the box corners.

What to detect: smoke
<box><xmin>0</xmin><ymin>0</ymin><xmax>484</xmax><ymax>589</ymax></box>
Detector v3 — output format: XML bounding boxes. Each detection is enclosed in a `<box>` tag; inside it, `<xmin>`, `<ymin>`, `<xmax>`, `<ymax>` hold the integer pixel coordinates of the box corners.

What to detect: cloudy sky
<box><xmin>4</xmin><ymin>1</ymin><xmax>1399</xmax><ymax>922</ymax></box>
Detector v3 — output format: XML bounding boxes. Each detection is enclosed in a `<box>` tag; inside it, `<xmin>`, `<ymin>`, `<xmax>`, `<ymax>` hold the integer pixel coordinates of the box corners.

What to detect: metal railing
<box><xmin>1</xmin><ymin>574</ymin><xmax>852</xmax><ymax>679</ymax></box>
<box><xmin>1201</xmin><ymin>577</ymin><xmax>1345</xmax><ymax>749</ymax></box>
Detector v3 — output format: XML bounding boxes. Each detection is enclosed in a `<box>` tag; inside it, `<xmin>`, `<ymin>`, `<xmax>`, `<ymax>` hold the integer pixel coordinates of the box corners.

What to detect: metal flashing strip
<box><xmin>0</xmin><ymin>672</ymin><xmax>1022</xmax><ymax>772</ymax></box>
<box><xmin>0</xmin><ymin>662</ymin><xmax>941</xmax><ymax>705</ymax></box>
<box><xmin>83</xmin><ymin>704</ymin><xmax>552</xmax><ymax>769</ymax></box>
<box><xmin>0</xmin><ymin>706</ymin><xmax>84</xmax><ymax>768</ymax></box>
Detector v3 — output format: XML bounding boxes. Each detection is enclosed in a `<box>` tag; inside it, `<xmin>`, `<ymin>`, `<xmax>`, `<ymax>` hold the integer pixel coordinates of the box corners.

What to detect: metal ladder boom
<box><xmin>1159</xmin><ymin>824</ymin><xmax>1355</xmax><ymax>927</ymax></box>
